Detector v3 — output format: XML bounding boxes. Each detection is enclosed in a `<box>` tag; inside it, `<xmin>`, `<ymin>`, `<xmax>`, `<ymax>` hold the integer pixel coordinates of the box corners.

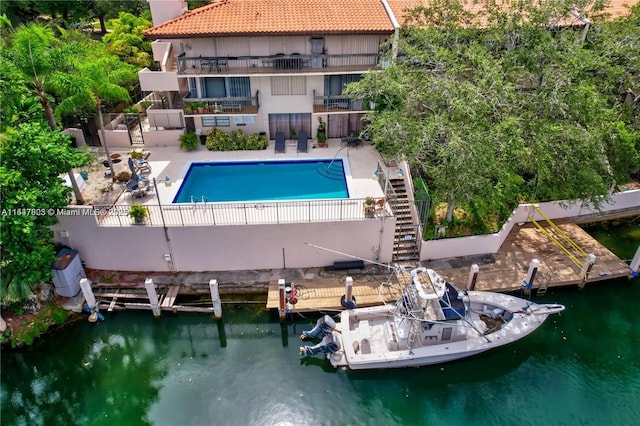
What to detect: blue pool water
<box><xmin>173</xmin><ymin>160</ymin><xmax>349</xmax><ymax>203</ymax></box>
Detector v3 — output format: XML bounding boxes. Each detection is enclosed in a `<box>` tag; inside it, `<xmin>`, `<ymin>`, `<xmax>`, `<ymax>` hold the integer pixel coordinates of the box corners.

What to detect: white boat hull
<box><xmin>329</xmin><ymin>290</ymin><xmax>564</xmax><ymax>370</ymax></box>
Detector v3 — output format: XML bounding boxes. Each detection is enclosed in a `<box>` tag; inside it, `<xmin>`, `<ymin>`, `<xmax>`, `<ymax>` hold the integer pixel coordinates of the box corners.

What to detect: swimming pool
<box><xmin>173</xmin><ymin>160</ymin><xmax>349</xmax><ymax>203</ymax></box>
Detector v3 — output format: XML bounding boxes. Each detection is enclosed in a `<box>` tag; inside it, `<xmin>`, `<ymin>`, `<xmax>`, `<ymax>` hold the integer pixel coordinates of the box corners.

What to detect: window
<box><xmin>201</xmin><ymin>77</ymin><xmax>250</xmax><ymax>98</ymax></box>
<box><xmin>232</xmin><ymin>116</ymin><xmax>255</xmax><ymax>126</ymax></box>
<box><xmin>188</xmin><ymin>78</ymin><xmax>197</xmax><ymax>98</ymax></box>
<box><xmin>271</xmin><ymin>76</ymin><xmax>306</xmax><ymax>95</ymax></box>
<box><xmin>442</xmin><ymin>327</ymin><xmax>452</xmax><ymax>341</ymax></box>
<box><xmin>324</xmin><ymin>74</ymin><xmax>362</xmax><ymax>96</ymax></box>
<box><xmin>202</xmin><ymin>116</ymin><xmax>230</xmax><ymax>127</ymax></box>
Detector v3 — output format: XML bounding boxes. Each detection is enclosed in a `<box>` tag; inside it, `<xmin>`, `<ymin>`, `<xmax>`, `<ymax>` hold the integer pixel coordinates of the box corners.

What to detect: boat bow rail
<box><xmin>523</xmin><ymin>303</ymin><xmax>566</xmax><ymax>315</ymax></box>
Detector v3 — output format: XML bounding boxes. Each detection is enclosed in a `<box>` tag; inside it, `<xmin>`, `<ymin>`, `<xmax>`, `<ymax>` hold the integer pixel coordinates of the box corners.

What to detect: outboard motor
<box><xmin>300</xmin><ymin>333</ymin><xmax>341</xmax><ymax>357</ymax></box>
<box><xmin>300</xmin><ymin>315</ymin><xmax>336</xmax><ymax>341</ymax></box>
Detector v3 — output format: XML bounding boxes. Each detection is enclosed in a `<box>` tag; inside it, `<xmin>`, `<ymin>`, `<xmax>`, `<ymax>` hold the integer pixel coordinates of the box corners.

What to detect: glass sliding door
<box><xmin>268</xmin><ymin>113</ymin><xmax>311</xmax><ymax>139</ymax></box>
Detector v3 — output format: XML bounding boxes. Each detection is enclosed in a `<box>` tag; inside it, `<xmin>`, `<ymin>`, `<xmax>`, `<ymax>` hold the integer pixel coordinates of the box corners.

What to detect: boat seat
<box><xmin>384</xmin><ymin>321</ymin><xmax>399</xmax><ymax>351</ymax></box>
<box><xmin>360</xmin><ymin>338</ymin><xmax>371</xmax><ymax>354</ymax></box>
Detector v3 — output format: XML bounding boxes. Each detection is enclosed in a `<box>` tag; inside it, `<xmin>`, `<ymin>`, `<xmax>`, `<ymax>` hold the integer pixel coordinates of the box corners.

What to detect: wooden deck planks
<box><xmin>266</xmin><ymin>222</ymin><xmax>632</xmax><ymax>312</ymax></box>
<box><xmin>266</xmin><ymin>276</ymin><xmax>402</xmax><ymax>311</ymax></box>
<box><xmin>437</xmin><ymin>222</ymin><xmax>631</xmax><ymax>293</ymax></box>
<box><xmin>160</xmin><ymin>285</ymin><xmax>180</xmax><ymax>308</ymax></box>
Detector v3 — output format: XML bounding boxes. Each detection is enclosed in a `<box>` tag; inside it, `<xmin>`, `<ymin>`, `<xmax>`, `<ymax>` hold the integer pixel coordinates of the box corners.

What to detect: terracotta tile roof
<box><xmin>144</xmin><ymin>0</ymin><xmax>395</xmax><ymax>38</ymax></box>
<box><xmin>387</xmin><ymin>0</ymin><xmax>638</xmax><ymax>27</ymax></box>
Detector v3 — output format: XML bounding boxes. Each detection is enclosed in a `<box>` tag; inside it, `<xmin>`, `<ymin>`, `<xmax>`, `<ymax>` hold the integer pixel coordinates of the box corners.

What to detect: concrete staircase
<box><xmin>389</xmin><ymin>178</ymin><xmax>420</xmax><ymax>261</ymax></box>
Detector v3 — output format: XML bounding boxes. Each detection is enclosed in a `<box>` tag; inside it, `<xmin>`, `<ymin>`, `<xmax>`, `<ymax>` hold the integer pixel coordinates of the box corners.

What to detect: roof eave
<box><xmin>145</xmin><ymin>30</ymin><xmax>393</xmax><ymax>39</ymax></box>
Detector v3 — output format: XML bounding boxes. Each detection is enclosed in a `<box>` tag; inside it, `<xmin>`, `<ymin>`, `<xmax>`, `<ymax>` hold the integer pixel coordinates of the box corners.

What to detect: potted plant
<box><xmin>115</xmin><ymin>170</ymin><xmax>132</xmax><ymax>183</ymax></box>
<box><xmin>179</xmin><ymin>131</ymin><xmax>199</xmax><ymax>151</ymax></box>
<box><xmin>317</xmin><ymin>117</ymin><xmax>327</xmax><ymax>147</ymax></box>
<box><xmin>364</xmin><ymin>197</ymin><xmax>375</xmax><ymax>218</ymax></box>
<box><xmin>129</xmin><ymin>205</ymin><xmax>148</xmax><ymax>224</ymax></box>
<box><xmin>289</xmin><ymin>128</ymin><xmax>297</xmax><ymax>139</ymax></box>
<box><xmin>185</xmin><ymin>102</ymin><xmax>198</xmax><ymax>114</ymax></box>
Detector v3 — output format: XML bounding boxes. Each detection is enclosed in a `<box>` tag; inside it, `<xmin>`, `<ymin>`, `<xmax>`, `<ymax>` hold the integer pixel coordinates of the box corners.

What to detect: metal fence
<box><xmin>92</xmin><ymin>197</ymin><xmax>398</xmax><ymax>227</ymax></box>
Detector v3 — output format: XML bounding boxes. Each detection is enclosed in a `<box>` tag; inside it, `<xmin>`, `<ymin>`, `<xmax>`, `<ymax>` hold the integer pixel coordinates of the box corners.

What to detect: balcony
<box><xmin>312</xmin><ymin>90</ymin><xmax>369</xmax><ymax>113</ymax></box>
<box><xmin>176</xmin><ymin>53</ymin><xmax>380</xmax><ymax>76</ymax></box>
<box><xmin>182</xmin><ymin>91</ymin><xmax>260</xmax><ymax>116</ymax></box>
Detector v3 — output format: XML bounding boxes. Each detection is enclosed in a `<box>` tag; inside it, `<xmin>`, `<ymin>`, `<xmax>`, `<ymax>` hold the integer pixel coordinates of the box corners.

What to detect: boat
<box><xmin>300</xmin><ymin>267</ymin><xmax>565</xmax><ymax>370</ymax></box>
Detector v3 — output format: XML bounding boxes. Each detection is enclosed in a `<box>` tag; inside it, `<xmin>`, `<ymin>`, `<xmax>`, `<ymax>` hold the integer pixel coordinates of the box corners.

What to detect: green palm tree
<box><xmin>6</xmin><ymin>23</ymin><xmax>87</xmax><ymax>203</ymax></box>
<box><xmin>54</xmin><ymin>51</ymin><xmax>137</xmax><ymax>180</ymax></box>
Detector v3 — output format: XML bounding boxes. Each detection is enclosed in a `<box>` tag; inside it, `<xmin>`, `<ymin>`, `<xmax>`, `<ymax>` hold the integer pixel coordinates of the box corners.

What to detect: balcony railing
<box><xmin>93</xmin><ymin>198</ymin><xmax>396</xmax><ymax>227</ymax></box>
<box><xmin>183</xmin><ymin>91</ymin><xmax>260</xmax><ymax>116</ymax></box>
<box><xmin>176</xmin><ymin>53</ymin><xmax>381</xmax><ymax>75</ymax></box>
<box><xmin>313</xmin><ymin>90</ymin><xmax>369</xmax><ymax>113</ymax></box>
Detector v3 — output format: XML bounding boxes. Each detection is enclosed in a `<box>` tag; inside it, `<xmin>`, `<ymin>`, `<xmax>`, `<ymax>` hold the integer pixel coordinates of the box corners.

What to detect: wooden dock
<box><xmin>265</xmin><ymin>222</ymin><xmax>633</xmax><ymax>312</ymax></box>
<box><xmin>438</xmin><ymin>222</ymin><xmax>631</xmax><ymax>293</ymax></box>
<box><xmin>94</xmin><ymin>285</ymin><xmax>216</xmax><ymax>313</ymax></box>
<box><xmin>265</xmin><ymin>275</ymin><xmax>403</xmax><ymax>311</ymax></box>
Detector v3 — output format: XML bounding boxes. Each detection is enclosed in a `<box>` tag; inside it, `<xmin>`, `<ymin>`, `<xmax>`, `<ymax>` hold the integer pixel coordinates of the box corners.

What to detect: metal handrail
<box><xmin>91</xmin><ymin>197</ymin><xmax>425</xmax><ymax>227</ymax></box>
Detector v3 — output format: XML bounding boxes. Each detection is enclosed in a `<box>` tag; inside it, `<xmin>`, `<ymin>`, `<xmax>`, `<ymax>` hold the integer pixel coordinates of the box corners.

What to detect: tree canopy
<box><xmin>346</xmin><ymin>1</ymin><xmax>640</xmax><ymax>229</ymax></box>
<box><xmin>0</xmin><ymin>123</ymin><xmax>90</xmax><ymax>303</ymax></box>
<box><xmin>0</xmin><ymin>21</ymin><xmax>135</xmax><ymax>302</ymax></box>
<box><xmin>102</xmin><ymin>12</ymin><xmax>153</xmax><ymax>68</ymax></box>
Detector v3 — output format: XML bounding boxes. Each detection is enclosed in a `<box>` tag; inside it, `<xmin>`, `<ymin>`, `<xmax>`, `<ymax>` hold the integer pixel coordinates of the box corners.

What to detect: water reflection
<box><xmin>216</xmin><ymin>319</ymin><xmax>227</xmax><ymax>348</ymax></box>
<box><xmin>2</xmin><ymin>222</ymin><xmax>639</xmax><ymax>426</ymax></box>
<box><xmin>2</xmin><ymin>317</ymin><xmax>168</xmax><ymax>426</ymax></box>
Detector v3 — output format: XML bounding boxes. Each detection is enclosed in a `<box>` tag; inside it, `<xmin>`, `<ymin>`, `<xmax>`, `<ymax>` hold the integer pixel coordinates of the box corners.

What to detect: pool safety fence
<box><xmin>90</xmin><ymin>198</ymin><xmax>401</xmax><ymax>227</ymax></box>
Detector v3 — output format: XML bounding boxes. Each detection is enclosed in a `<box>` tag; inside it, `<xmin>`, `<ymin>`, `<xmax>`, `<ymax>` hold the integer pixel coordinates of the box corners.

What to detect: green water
<box><xmin>2</xmin><ymin>222</ymin><xmax>639</xmax><ymax>426</ymax></box>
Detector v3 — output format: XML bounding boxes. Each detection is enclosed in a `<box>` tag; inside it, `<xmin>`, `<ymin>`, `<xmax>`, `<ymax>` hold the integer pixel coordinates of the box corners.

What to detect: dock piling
<box><xmin>145</xmin><ymin>279</ymin><xmax>161</xmax><ymax>317</ymax></box>
<box><xmin>341</xmin><ymin>276</ymin><xmax>357</xmax><ymax>308</ymax></box>
<box><xmin>79</xmin><ymin>278</ymin><xmax>100</xmax><ymax>322</ymax></box>
<box><xmin>580</xmin><ymin>254</ymin><xmax>597</xmax><ymax>287</ymax></box>
<box><xmin>523</xmin><ymin>259</ymin><xmax>539</xmax><ymax>296</ymax></box>
<box><xmin>630</xmin><ymin>246</ymin><xmax>640</xmax><ymax>277</ymax></box>
<box><xmin>209</xmin><ymin>279</ymin><xmax>222</xmax><ymax>319</ymax></box>
<box><xmin>467</xmin><ymin>264</ymin><xmax>479</xmax><ymax>291</ymax></box>
<box><xmin>278</xmin><ymin>279</ymin><xmax>286</xmax><ymax>320</ymax></box>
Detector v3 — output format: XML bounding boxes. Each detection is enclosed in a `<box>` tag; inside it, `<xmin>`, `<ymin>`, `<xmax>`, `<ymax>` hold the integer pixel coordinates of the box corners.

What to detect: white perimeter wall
<box><xmin>52</xmin><ymin>214</ymin><xmax>396</xmax><ymax>272</ymax></box>
<box><xmin>51</xmin><ymin>189</ymin><xmax>638</xmax><ymax>271</ymax></box>
<box><xmin>420</xmin><ymin>189</ymin><xmax>640</xmax><ymax>260</ymax></box>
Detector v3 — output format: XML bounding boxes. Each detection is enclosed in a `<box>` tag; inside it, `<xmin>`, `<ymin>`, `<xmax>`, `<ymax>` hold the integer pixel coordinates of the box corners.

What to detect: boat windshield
<box><xmin>439</xmin><ymin>282</ymin><xmax>466</xmax><ymax>320</ymax></box>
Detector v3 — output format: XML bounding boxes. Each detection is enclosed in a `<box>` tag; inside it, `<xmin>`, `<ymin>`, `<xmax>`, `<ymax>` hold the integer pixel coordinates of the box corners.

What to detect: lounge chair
<box><xmin>297</xmin><ymin>131</ymin><xmax>308</xmax><ymax>153</ymax></box>
<box><xmin>123</xmin><ymin>178</ymin><xmax>142</xmax><ymax>198</ymax></box>
<box><xmin>275</xmin><ymin>132</ymin><xmax>286</xmax><ymax>153</ymax></box>
<box><xmin>136</xmin><ymin>159</ymin><xmax>152</xmax><ymax>175</ymax></box>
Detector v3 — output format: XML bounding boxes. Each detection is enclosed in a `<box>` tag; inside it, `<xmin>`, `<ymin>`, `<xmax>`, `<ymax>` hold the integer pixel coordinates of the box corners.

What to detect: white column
<box><xmin>580</xmin><ymin>253</ymin><xmax>597</xmax><ymax>287</ymax></box>
<box><xmin>145</xmin><ymin>279</ymin><xmax>161</xmax><ymax>317</ymax></box>
<box><xmin>344</xmin><ymin>276</ymin><xmax>353</xmax><ymax>304</ymax></box>
<box><xmin>79</xmin><ymin>278</ymin><xmax>96</xmax><ymax>309</ymax></box>
<box><xmin>524</xmin><ymin>259</ymin><xmax>539</xmax><ymax>294</ymax></box>
<box><xmin>79</xmin><ymin>278</ymin><xmax>99</xmax><ymax>322</ymax></box>
<box><xmin>210</xmin><ymin>279</ymin><xmax>222</xmax><ymax>319</ymax></box>
<box><xmin>467</xmin><ymin>264</ymin><xmax>479</xmax><ymax>291</ymax></box>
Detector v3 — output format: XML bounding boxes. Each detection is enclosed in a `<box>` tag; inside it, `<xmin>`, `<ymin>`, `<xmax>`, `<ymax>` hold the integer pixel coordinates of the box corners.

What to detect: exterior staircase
<box><xmin>389</xmin><ymin>177</ymin><xmax>420</xmax><ymax>261</ymax></box>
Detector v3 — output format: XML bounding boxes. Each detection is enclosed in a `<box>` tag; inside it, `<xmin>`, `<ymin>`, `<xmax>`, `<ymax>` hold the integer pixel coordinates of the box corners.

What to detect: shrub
<box><xmin>115</xmin><ymin>171</ymin><xmax>131</xmax><ymax>182</ymax></box>
<box><xmin>206</xmin><ymin>128</ymin><xmax>233</xmax><ymax>151</ymax></box>
<box><xmin>128</xmin><ymin>205</ymin><xmax>148</xmax><ymax>222</ymax></box>
<box><xmin>179</xmin><ymin>131</ymin><xmax>199</xmax><ymax>151</ymax></box>
<box><xmin>245</xmin><ymin>133</ymin><xmax>268</xmax><ymax>150</ymax></box>
<box><xmin>205</xmin><ymin>129</ymin><xmax>268</xmax><ymax>151</ymax></box>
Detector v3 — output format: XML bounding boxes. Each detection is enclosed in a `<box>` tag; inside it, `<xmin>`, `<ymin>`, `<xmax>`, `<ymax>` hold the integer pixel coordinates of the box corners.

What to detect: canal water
<box><xmin>2</xmin><ymin>222</ymin><xmax>639</xmax><ymax>426</ymax></box>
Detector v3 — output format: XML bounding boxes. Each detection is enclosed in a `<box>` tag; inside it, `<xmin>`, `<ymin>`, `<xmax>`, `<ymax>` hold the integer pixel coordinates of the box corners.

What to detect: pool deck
<box><xmin>107</xmin><ymin>139</ymin><xmax>388</xmax><ymax>207</ymax></box>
